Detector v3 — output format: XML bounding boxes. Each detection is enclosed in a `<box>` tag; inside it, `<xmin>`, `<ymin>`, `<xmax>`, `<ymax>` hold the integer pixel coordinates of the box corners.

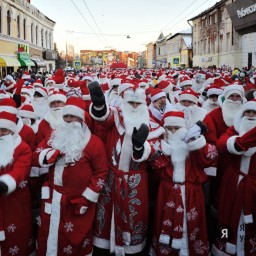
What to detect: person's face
<box><xmin>165</xmin><ymin>126</ymin><xmax>180</xmax><ymax>134</ymax></box>
<box><xmin>128</xmin><ymin>101</ymin><xmax>141</xmax><ymax>109</ymax></box>
<box><xmin>112</xmin><ymin>85</ymin><xmax>119</xmax><ymax>92</ymax></box>
<box><xmin>209</xmin><ymin>94</ymin><xmax>218</xmax><ymax>102</ymax></box>
<box><xmin>155</xmin><ymin>96</ymin><xmax>166</xmax><ymax>108</ymax></box>
<box><xmin>50</xmin><ymin>101</ymin><xmax>65</xmax><ymax>109</ymax></box>
<box><xmin>243</xmin><ymin>110</ymin><xmax>256</xmax><ymax>118</ymax></box>
<box><xmin>227</xmin><ymin>93</ymin><xmax>242</xmax><ymax>102</ymax></box>
<box><xmin>63</xmin><ymin>114</ymin><xmax>83</xmax><ymax>124</ymax></box>
<box><xmin>180</xmin><ymin>100</ymin><xmax>195</xmax><ymax>107</ymax></box>
<box><xmin>181</xmin><ymin>84</ymin><xmax>192</xmax><ymax>91</ymax></box>
<box><xmin>0</xmin><ymin>128</ymin><xmax>12</xmax><ymax>137</ymax></box>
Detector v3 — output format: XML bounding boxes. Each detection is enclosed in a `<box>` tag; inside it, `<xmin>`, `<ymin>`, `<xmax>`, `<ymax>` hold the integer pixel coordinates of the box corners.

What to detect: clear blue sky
<box><xmin>31</xmin><ymin>0</ymin><xmax>220</xmax><ymax>53</ymax></box>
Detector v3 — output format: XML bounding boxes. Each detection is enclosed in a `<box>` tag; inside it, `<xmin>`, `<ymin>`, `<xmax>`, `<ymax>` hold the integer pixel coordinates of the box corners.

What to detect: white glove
<box><xmin>184</xmin><ymin>123</ymin><xmax>201</xmax><ymax>143</ymax></box>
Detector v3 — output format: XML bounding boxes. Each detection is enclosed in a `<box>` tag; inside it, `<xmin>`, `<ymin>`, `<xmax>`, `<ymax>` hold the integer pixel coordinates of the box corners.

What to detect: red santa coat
<box><xmin>152</xmin><ymin>136</ymin><xmax>218</xmax><ymax>256</ymax></box>
<box><xmin>212</xmin><ymin>126</ymin><xmax>256</xmax><ymax>256</ymax></box>
<box><xmin>0</xmin><ymin>135</ymin><xmax>33</xmax><ymax>255</ymax></box>
<box><xmin>33</xmin><ymin>126</ymin><xmax>108</xmax><ymax>256</ymax></box>
<box><xmin>91</xmin><ymin>105</ymin><xmax>164</xmax><ymax>255</ymax></box>
<box><xmin>36</xmin><ymin>119</ymin><xmax>53</xmax><ymax>145</ymax></box>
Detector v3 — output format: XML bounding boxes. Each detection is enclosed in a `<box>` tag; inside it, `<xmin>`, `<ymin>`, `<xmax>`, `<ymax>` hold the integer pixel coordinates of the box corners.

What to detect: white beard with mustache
<box><xmin>239</xmin><ymin>116</ymin><xmax>256</xmax><ymax>136</ymax></box>
<box><xmin>44</xmin><ymin>107</ymin><xmax>64</xmax><ymax>130</ymax></box>
<box><xmin>32</xmin><ymin>97</ymin><xmax>49</xmax><ymax>119</ymax></box>
<box><xmin>120</xmin><ymin>102</ymin><xmax>150</xmax><ymax>136</ymax></box>
<box><xmin>222</xmin><ymin>99</ymin><xmax>243</xmax><ymax>127</ymax></box>
<box><xmin>202</xmin><ymin>99</ymin><xmax>219</xmax><ymax>113</ymax></box>
<box><xmin>48</xmin><ymin>122</ymin><xmax>87</xmax><ymax>163</ymax></box>
<box><xmin>0</xmin><ymin>134</ymin><xmax>15</xmax><ymax>168</ymax></box>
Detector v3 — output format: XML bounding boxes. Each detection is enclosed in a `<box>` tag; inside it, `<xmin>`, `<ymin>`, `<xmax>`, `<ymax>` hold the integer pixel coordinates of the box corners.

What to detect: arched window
<box><xmin>7</xmin><ymin>10</ymin><xmax>11</xmax><ymax>36</ymax></box>
<box><xmin>35</xmin><ymin>25</ymin><xmax>38</xmax><ymax>45</ymax></box>
<box><xmin>0</xmin><ymin>7</ymin><xmax>2</xmax><ymax>33</ymax></box>
<box><xmin>23</xmin><ymin>18</ymin><xmax>26</xmax><ymax>40</ymax></box>
<box><xmin>17</xmin><ymin>15</ymin><xmax>20</xmax><ymax>38</ymax></box>
<box><xmin>49</xmin><ymin>33</ymin><xmax>51</xmax><ymax>50</ymax></box>
<box><xmin>41</xmin><ymin>29</ymin><xmax>43</xmax><ymax>47</ymax></box>
<box><xmin>45</xmin><ymin>31</ymin><xmax>48</xmax><ymax>48</ymax></box>
<box><xmin>31</xmin><ymin>23</ymin><xmax>33</xmax><ymax>43</ymax></box>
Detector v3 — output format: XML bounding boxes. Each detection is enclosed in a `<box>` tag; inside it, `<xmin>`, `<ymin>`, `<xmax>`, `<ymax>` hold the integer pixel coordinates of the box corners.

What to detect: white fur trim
<box><xmin>39</xmin><ymin>148</ymin><xmax>54</xmax><ymax>167</ymax></box>
<box><xmin>79</xmin><ymin>206</ymin><xmax>88</xmax><ymax>214</ymax></box>
<box><xmin>0</xmin><ymin>119</ymin><xmax>16</xmax><ymax>133</ymax></box>
<box><xmin>212</xmin><ymin>244</ymin><xmax>230</xmax><ymax>256</ymax></box>
<box><xmin>53</xmin><ymin>83</ymin><xmax>64</xmax><ymax>90</ymax></box>
<box><xmin>151</xmin><ymin>91</ymin><xmax>166</xmax><ymax>102</ymax></box>
<box><xmin>39</xmin><ymin>167</ymin><xmax>49</xmax><ymax>175</ymax></box>
<box><xmin>41</xmin><ymin>186</ymin><xmax>50</xmax><ymax>199</ymax></box>
<box><xmin>0</xmin><ymin>105</ymin><xmax>17</xmax><ymax>114</ymax></box>
<box><xmin>225</xmin><ymin>242</ymin><xmax>236</xmax><ymax>254</ymax></box>
<box><xmin>227</xmin><ymin>136</ymin><xmax>245</xmax><ymax>155</ymax></box>
<box><xmin>48</xmin><ymin>94</ymin><xmax>66</xmax><ymax>104</ymax></box>
<box><xmin>132</xmin><ymin>141</ymin><xmax>151</xmax><ymax>162</ymax></box>
<box><xmin>172</xmin><ymin>238</ymin><xmax>183</xmax><ymax>249</ymax></box>
<box><xmin>159</xmin><ymin>234</ymin><xmax>170</xmax><ymax>245</ymax></box>
<box><xmin>115</xmin><ymin>246</ymin><xmax>125</xmax><ymax>256</ymax></box>
<box><xmin>93</xmin><ymin>236</ymin><xmax>110</xmax><ymax>249</ymax></box>
<box><xmin>82</xmin><ymin>187</ymin><xmax>99</xmax><ymax>203</ymax></box>
<box><xmin>16</xmin><ymin>117</ymin><xmax>24</xmax><ymax>133</ymax></box>
<box><xmin>207</xmin><ymin>88</ymin><xmax>223</xmax><ymax>97</ymax></box>
<box><xmin>180</xmin><ymin>79</ymin><xmax>192</xmax><ymax>88</ymax></box>
<box><xmin>179</xmin><ymin>94</ymin><xmax>198</xmax><ymax>104</ymax></box>
<box><xmin>82</xmin><ymin>94</ymin><xmax>91</xmax><ymax>101</ymax></box>
<box><xmin>63</xmin><ymin>105</ymin><xmax>84</xmax><ymax>121</ymax></box>
<box><xmin>89</xmin><ymin>104</ymin><xmax>110</xmax><ymax>121</ymax></box>
<box><xmin>46</xmin><ymin>190</ymin><xmax>61</xmax><ymax>255</ymax></box>
<box><xmin>0</xmin><ymin>174</ymin><xmax>16</xmax><ymax>194</ymax></box>
<box><xmin>224</xmin><ymin>84</ymin><xmax>244</xmax><ymax>98</ymax></box>
<box><xmin>44</xmin><ymin>202</ymin><xmax>52</xmax><ymax>214</ymax></box>
<box><xmin>122</xmin><ymin>232</ymin><xmax>131</xmax><ymax>245</ymax></box>
<box><xmin>243</xmin><ymin>214</ymin><xmax>253</xmax><ymax>224</ymax></box>
<box><xmin>0</xmin><ymin>230</ymin><xmax>5</xmax><ymax>241</ymax></box>
<box><xmin>53</xmin><ymin>158</ymin><xmax>65</xmax><ymax>186</ymax></box>
<box><xmin>30</xmin><ymin>167</ymin><xmax>40</xmax><ymax>177</ymax></box>
<box><xmin>163</xmin><ymin>116</ymin><xmax>185</xmax><ymax>128</ymax></box>
<box><xmin>148</xmin><ymin>126</ymin><xmax>165</xmax><ymax>140</ymax></box>
<box><xmin>204</xmin><ymin>167</ymin><xmax>217</xmax><ymax>176</ymax></box>
<box><xmin>161</xmin><ymin>140</ymin><xmax>172</xmax><ymax>155</ymax></box>
<box><xmin>187</xmin><ymin>136</ymin><xmax>206</xmax><ymax>151</ymax></box>
<box><xmin>18</xmin><ymin>109</ymin><xmax>36</xmax><ymax>119</ymax></box>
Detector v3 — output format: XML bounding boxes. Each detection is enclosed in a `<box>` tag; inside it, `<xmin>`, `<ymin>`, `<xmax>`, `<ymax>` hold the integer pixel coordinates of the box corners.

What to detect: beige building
<box><xmin>0</xmin><ymin>0</ymin><xmax>56</xmax><ymax>78</ymax></box>
<box><xmin>146</xmin><ymin>42</ymin><xmax>156</xmax><ymax>68</ymax></box>
<box><xmin>188</xmin><ymin>0</ymin><xmax>242</xmax><ymax>69</ymax></box>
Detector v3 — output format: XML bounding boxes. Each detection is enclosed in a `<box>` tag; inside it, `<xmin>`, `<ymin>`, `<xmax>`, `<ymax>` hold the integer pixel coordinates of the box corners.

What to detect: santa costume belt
<box><xmin>160</xmin><ymin>176</ymin><xmax>202</xmax><ymax>186</ymax></box>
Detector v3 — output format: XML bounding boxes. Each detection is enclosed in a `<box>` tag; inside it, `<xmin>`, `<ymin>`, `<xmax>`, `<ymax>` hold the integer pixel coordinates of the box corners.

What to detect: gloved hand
<box><xmin>235</xmin><ymin>126</ymin><xmax>256</xmax><ymax>151</ymax></box>
<box><xmin>45</xmin><ymin>149</ymin><xmax>62</xmax><ymax>165</ymax></box>
<box><xmin>132</xmin><ymin>123</ymin><xmax>149</xmax><ymax>149</ymax></box>
<box><xmin>14</xmin><ymin>78</ymin><xmax>24</xmax><ymax>95</ymax></box>
<box><xmin>70</xmin><ymin>196</ymin><xmax>92</xmax><ymax>215</ymax></box>
<box><xmin>88</xmin><ymin>81</ymin><xmax>105</xmax><ymax>107</ymax></box>
<box><xmin>185</xmin><ymin>121</ymin><xmax>208</xmax><ymax>143</ymax></box>
<box><xmin>0</xmin><ymin>181</ymin><xmax>8</xmax><ymax>195</ymax></box>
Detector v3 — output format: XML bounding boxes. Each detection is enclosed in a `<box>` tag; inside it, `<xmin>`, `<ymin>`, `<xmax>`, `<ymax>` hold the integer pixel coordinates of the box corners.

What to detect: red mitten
<box><xmin>14</xmin><ymin>78</ymin><xmax>24</xmax><ymax>95</ymax></box>
<box><xmin>70</xmin><ymin>197</ymin><xmax>92</xmax><ymax>214</ymax></box>
<box><xmin>45</xmin><ymin>149</ymin><xmax>61</xmax><ymax>164</ymax></box>
<box><xmin>235</xmin><ymin>126</ymin><xmax>256</xmax><ymax>151</ymax></box>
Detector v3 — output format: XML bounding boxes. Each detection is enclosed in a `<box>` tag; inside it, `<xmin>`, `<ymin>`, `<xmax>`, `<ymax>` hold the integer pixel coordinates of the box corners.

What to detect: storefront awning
<box><xmin>18</xmin><ymin>53</ymin><xmax>35</xmax><ymax>67</ymax></box>
<box><xmin>31</xmin><ymin>57</ymin><xmax>47</xmax><ymax>67</ymax></box>
<box><xmin>0</xmin><ymin>55</ymin><xmax>20</xmax><ymax>67</ymax></box>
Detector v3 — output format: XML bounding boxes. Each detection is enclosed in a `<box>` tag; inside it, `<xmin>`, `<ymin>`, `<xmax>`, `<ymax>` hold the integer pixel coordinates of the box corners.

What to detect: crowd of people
<box><xmin>0</xmin><ymin>65</ymin><xmax>255</xmax><ymax>256</ymax></box>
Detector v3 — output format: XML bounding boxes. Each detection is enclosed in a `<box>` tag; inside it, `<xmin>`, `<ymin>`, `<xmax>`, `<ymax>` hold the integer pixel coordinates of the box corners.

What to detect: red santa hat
<box><xmin>122</xmin><ymin>86</ymin><xmax>146</xmax><ymax>104</ymax></box>
<box><xmin>53</xmin><ymin>69</ymin><xmax>65</xmax><ymax>84</ymax></box>
<box><xmin>0</xmin><ymin>98</ymin><xmax>17</xmax><ymax>114</ymax></box>
<box><xmin>118</xmin><ymin>79</ymin><xmax>135</xmax><ymax>96</ymax></box>
<box><xmin>62</xmin><ymin>96</ymin><xmax>85</xmax><ymax>121</ymax></box>
<box><xmin>150</xmin><ymin>88</ymin><xmax>166</xmax><ymax>102</ymax></box>
<box><xmin>110</xmin><ymin>78</ymin><xmax>122</xmax><ymax>88</ymax></box>
<box><xmin>223</xmin><ymin>84</ymin><xmax>244</xmax><ymax>99</ymax></box>
<box><xmin>22</xmin><ymin>71</ymin><xmax>31</xmax><ymax>80</ymax></box>
<box><xmin>179</xmin><ymin>76</ymin><xmax>193</xmax><ymax>88</ymax></box>
<box><xmin>33</xmin><ymin>79</ymin><xmax>43</xmax><ymax>88</ymax></box>
<box><xmin>81</xmin><ymin>74</ymin><xmax>94</xmax><ymax>82</ymax></box>
<box><xmin>45</xmin><ymin>78</ymin><xmax>56</xmax><ymax>87</ymax></box>
<box><xmin>101</xmin><ymin>82</ymin><xmax>110</xmax><ymax>92</ymax></box>
<box><xmin>21</xmin><ymin>85</ymin><xmax>33</xmax><ymax>97</ymax></box>
<box><xmin>0</xmin><ymin>111</ymin><xmax>17</xmax><ymax>133</ymax></box>
<box><xmin>158</xmin><ymin>80</ymin><xmax>174</xmax><ymax>93</ymax></box>
<box><xmin>48</xmin><ymin>91</ymin><xmax>67</xmax><ymax>104</ymax></box>
<box><xmin>162</xmin><ymin>111</ymin><xmax>185</xmax><ymax>128</ymax></box>
<box><xmin>34</xmin><ymin>87</ymin><xmax>48</xmax><ymax>99</ymax></box>
<box><xmin>18</xmin><ymin>104</ymin><xmax>37</xmax><ymax>119</ymax></box>
<box><xmin>206</xmin><ymin>85</ymin><xmax>224</xmax><ymax>97</ymax></box>
<box><xmin>179</xmin><ymin>89</ymin><xmax>199</xmax><ymax>104</ymax></box>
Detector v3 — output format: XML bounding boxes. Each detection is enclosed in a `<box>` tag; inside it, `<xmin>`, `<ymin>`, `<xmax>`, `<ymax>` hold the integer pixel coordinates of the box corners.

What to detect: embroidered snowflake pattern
<box><xmin>193</xmin><ymin>240</ymin><xmax>208</xmax><ymax>255</ymax></box>
<box><xmin>176</xmin><ymin>205</ymin><xmax>184</xmax><ymax>213</ymax></box>
<box><xmin>190</xmin><ymin>228</ymin><xmax>199</xmax><ymax>241</ymax></box>
<box><xmin>162</xmin><ymin>219</ymin><xmax>172</xmax><ymax>227</ymax></box>
<box><xmin>250</xmin><ymin>239</ymin><xmax>256</xmax><ymax>253</ymax></box>
<box><xmin>35</xmin><ymin>147</ymin><xmax>43</xmax><ymax>153</ymax></box>
<box><xmin>174</xmin><ymin>225</ymin><xmax>183</xmax><ymax>232</ymax></box>
<box><xmin>9</xmin><ymin>246</ymin><xmax>19</xmax><ymax>255</ymax></box>
<box><xmin>82</xmin><ymin>238</ymin><xmax>90</xmax><ymax>248</ymax></box>
<box><xmin>7</xmin><ymin>224</ymin><xmax>16</xmax><ymax>233</ymax></box>
<box><xmin>64</xmin><ymin>222</ymin><xmax>74</xmax><ymax>232</ymax></box>
<box><xmin>165</xmin><ymin>201</ymin><xmax>175</xmax><ymax>208</ymax></box>
<box><xmin>96</xmin><ymin>178</ymin><xmax>105</xmax><ymax>189</ymax></box>
<box><xmin>36</xmin><ymin>216</ymin><xmax>41</xmax><ymax>226</ymax></box>
<box><xmin>18</xmin><ymin>180</ymin><xmax>28</xmax><ymax>188</ymax></box>
<box><xmin>63</xmin><ymin>245</ymin><xmax>72</xmax><ymax>254</ymax></box>
<box><xmin>206</xmin><ymin>144</ymin><xmax>218</xmax><ymax>160</ymax></box>
<box><xmin>187</xmin><ymin>207</ymin><xmax>198</xmax><ymax>221</ymax></box>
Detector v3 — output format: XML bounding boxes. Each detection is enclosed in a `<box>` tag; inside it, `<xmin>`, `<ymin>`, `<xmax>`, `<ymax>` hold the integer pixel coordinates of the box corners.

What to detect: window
<box><xmin>226</xmin><ymin>32</ymin><xmax>230</xmax><ymax>52</ymax></box>
<box><xmin>35</xmin><ymin>26</ymin><xmax>38</xmax><ymax>45</ymax></box>
<box><xmin>208</xmin><ymin>16</ymin><xmax>211</xmax><ymax>25</ymax></box>
<box><xmin>31</xmin><ymin>23</ymin><xmax>33</xmax><ymax>43</ymax></box>
<box><xmin>23</xmin><ymin>19</ymin><xmax>26</xmax><ymax>40</ymax></box>
<box><xmin>194</xmin><ymin>24</ymin><xmax>196</xmax><ymax>32</ymax></box>
<box><xmin>7</xmin><ymin>10</ymin><xmax>11</xmax><ymax>36</ymax></box>
<box><xmin>208</xmin><ymin>38</ymin><xmax>210</xmax><ymax>53</ymax></box>
<box><xmin>212</xmin><ymin>14</ymin><xmax>215</xmax><ymax>24</ymax></box>
<box><xmin>49</xmin><ymin>33</ymin><xmax>51</xmax><ymax>50</ymax></box>
<box><xmin>158</xmin><ymin>47</ymin><xmax>160</xmax><ymax>56</ymax></box>
<box><xmin>194</xmin><ymin>42</ymin><xmax>197</xmax><ymax>55</ymax></box>
<box><xmin>17</xmin><ymin>15</ymin><xmax>20</xmax><ymax>38</ymax></box>
<box><xmin>219</xmin><ymin>34</ymin><xmax>223</xmax><ymax>52</ymax></box>
<box><xmin>45</xmin><ymin>31</ymin><xmax>48</xmax><ymax>48</ymax></box>
<box><xmin>41</xmin><ymin>29</ymin><xmax>44</xmax><ymax>47</ymax></box>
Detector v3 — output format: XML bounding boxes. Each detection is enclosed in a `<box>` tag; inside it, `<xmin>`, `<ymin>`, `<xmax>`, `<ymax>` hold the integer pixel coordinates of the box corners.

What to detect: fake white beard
<box><xmin>202</xmin><ymin>99</ymin><xmax>219</xmax><ymax>113</ymax></box>
<box><xmin>21</xmin><ymin>117</ymin><xmax>31</xmax><ymax>126</ymax></box>
<box><xmin>48</xmin><ymin>122</ymin><xmax>87</xmax><ymax>163</ymax></box>
<box><xmin>0</xmin><ymin>134</ymin><xmax>15</xmax><ymax>167</ymax></box>
<box><xmin>50</xmin><ymin>107</ymin><xmax>64</xmax><ymax>121</ymax></box>
<box><xmin>239</xmin><ymin>116</ymin><xmax>256</xmax><ymax>136</ymax></box>
<box><xmin>32</xmin><ymin>98</ymin><xmax>49</xmax><ymax>119</ymax></box>
<box><xmin>120</xmin><ymin>102</ymin><xmax>150</xmax><ymax>136</ymax></box>
<box><xmin>108</xmin><ymin>90</ymin><xmax>118</xmax><ymax>103</ymax></box>
<box><xmin>222</xmin><ymin>99</ymin><xmax>242</xmax><ymax>127</ymax></box>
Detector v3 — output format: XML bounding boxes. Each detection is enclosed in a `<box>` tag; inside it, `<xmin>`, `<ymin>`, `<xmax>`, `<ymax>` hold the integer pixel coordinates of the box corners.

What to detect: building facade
<box><xmin>0</xmin><ymin>0</ymin><xmax>56</xmax><ymax>79</ymax></box>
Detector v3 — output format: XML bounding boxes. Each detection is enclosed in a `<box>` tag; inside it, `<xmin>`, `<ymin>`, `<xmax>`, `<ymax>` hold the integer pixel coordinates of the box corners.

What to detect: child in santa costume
<box><xmin>151</xmin><ymin>111</ymin><xmax>218</xmax><ymax>256</ymax></box>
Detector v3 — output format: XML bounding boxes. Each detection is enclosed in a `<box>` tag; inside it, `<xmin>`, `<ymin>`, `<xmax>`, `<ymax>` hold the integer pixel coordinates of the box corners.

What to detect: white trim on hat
<box><xmin>0</xmin><ymin>106</ymin><xmax>17</xmax><ymax>114</ymax></box>
<box><xmin>82</xmin><ymin>94</ymin><xmax>91</xmax><ymax>101</ymax></box>
<box><xmin>179</xmin><ymin>79</ymin><xmax>192</xmax><ymax>88</ymax></box>
<box><xmin>179</xmin><ymin>94</ymin><xmax>198</xmax><ymax>104</ymax></box>
<box><xmin>62</xmin><ymin>105</ymin><xmax>84</xmax><ymax>121</ymax></box>
<box><xmin>223</xmin><ymin>84</ymin><xmax>244</xmax><ymax>98</ymax></box>
<box><xmin>151</xmin><ymin>91</ymin><xmax>166</xmax><ymax>102</ymax></box>
<box><xmin>48</xmin><ymin>94</ymin><xmax>67</xmax><ymax>104</ymax></box>
<box><xmin>35</xmin><ymin>88</ymin><xmax>48</xmax><ymax>99</ymax></box>
<box><xmin>0</xmin><ymin>119</ymin><xmax>16</xmax><ymax>133</ymax></box>
<box><xmin>164</xmin><ymin>116</ymin><xmax>185</xmax><ymax>127</ymax></box>
<box><xmin>18</xmin><ymin>109</ymin><xmax>36</xmax><ymax>119</ymax></box>
<box><xmin>207</xmin><ymin>88</ymin><xmax>223</xmax><ymax>97</ymax></box>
